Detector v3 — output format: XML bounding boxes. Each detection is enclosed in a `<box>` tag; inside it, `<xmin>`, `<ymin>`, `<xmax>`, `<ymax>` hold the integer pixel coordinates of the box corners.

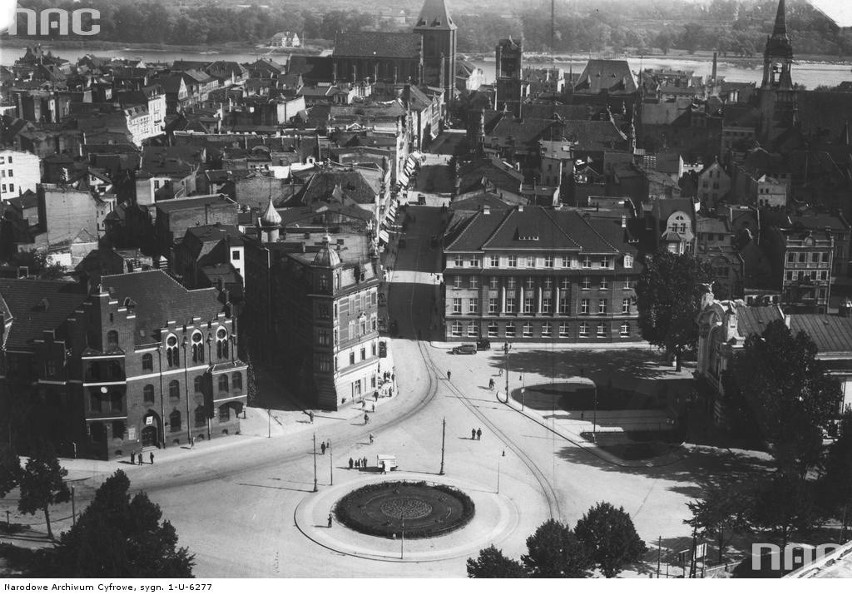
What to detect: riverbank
<box><xmin>0</xmin><ymin>37</ymin><xmax>326</xmax><ymax>57</ymax></box>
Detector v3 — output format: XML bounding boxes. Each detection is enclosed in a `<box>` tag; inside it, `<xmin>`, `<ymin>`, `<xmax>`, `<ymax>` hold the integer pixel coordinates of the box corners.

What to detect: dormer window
<box><xmin>624</xmin><ymin>255</ymin><xmax>633</xmax><ymax>268</ymax></box>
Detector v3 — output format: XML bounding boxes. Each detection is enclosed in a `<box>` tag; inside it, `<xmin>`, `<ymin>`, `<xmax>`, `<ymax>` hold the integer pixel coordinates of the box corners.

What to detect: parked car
<box><xmin>452</xmin><ymin>343</ymin><xmax>477</xmax><ymax>355</ymax></box>
<box><xmin>476</xmin><ymin>339</ymin><xmax>491</xmax><ymax>350</ymax></box>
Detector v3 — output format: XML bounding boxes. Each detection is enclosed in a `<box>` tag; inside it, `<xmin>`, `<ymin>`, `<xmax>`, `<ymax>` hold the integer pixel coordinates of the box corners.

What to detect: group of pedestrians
<box><xmin>129</xmin><ymin>450</ymin><xmax>154</xmax><ymax>465</ymax></box>
<box><xmin>471</xmin><ymin>428</ymin><xmax>482</xmax><ymax>440</ymax></box>
<box><xmin>320</xmin><ymin>440</ymin><xmax>332</xmax><ymax>455</ymax></box>
<box><xmin>348</xmin><ymin>456</ymin><xmax>370</xmax><ymax>469</ymax></box>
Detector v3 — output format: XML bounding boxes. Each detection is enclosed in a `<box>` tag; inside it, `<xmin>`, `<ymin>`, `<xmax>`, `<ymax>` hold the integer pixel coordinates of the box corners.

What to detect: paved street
<box><xmin>1</xmin><ymin>151</ymin><xmax>771</xmax><ymax>579</ymax></box>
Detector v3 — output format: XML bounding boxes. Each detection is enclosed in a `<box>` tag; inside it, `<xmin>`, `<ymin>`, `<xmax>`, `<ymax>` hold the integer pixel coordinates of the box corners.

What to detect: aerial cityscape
<box><xmin>3</xmin><ymin>0</ymin><xmax>852</xmax><ymax>582</ymax></box>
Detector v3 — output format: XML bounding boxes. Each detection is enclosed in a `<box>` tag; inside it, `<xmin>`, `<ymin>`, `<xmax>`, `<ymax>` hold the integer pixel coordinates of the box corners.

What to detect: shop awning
<box><xmin>379</xmin><ymin>229</ymin><xmax>390</xmax><ymax>243</ymax></box>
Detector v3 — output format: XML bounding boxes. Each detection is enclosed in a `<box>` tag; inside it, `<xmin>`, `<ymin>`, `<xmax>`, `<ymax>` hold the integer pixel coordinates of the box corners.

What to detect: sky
<box><xmin>807</xmin><ymin>0</ymin><xmax>852</xmax><ymax>27</ymax></box>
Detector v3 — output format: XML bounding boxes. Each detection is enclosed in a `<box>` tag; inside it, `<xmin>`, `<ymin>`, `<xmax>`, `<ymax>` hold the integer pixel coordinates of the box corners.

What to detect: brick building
<box><xmin>442</xmin><ymin>205</ymin><xmax>641</xmax><ymax>342</ymax></box>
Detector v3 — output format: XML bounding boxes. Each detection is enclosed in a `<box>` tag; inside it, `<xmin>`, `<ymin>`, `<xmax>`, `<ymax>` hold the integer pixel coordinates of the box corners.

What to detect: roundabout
<box><xmin>293</xmin><ymin>472</ymin><xmax>519</xmax><ymax>562</ymax></box>
<box><xmin>334</xmin><ymin>480</ymin><xmax>475</xmax><ymax>539</ymax></box>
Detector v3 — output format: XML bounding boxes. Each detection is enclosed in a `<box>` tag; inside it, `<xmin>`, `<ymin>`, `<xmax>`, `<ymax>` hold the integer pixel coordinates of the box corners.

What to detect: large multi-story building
<box><xmin>442</xmin><ymin>205</ymin><xmax>641</xmax><ymax>342</ymax></box>
<box><xmin>0</xmin><ymin>150</ymin><xmax>40</xmax><ymax>202</ymax></box>
<box><xmin>782</xmin><ymin>229</ymin><xmax>834</xmax><ymax>314</ymax></box>
<box><xmin>0</xmin><ymin>271</ymin><xmax>246</xmax><ymax>459</ymax></box>
<box><xmin>243</xmin><ymin>205</ymin><xmax>383</xmax><ymax>409</ymax></box>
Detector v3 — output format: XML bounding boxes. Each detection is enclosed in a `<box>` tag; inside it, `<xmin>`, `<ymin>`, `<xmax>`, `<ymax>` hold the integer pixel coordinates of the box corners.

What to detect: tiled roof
<box><xmin>0</xmin><ymin>279</ymin><xmax>87</xmax><ymax>352</ymax></box>
<box><xmin>334</xmin><ymin>33</ymin><xmax>422</xmax><ymax>59</ymax></box>
<box><xmin>414</xmin><ymin>0</ymin><xmax>455</xmax><ymax>29</ymax></box>
<box><xmin>735</xmin><ymin>305</ymin><xmax>784</xmax><ymax>338</ymax></box>
<box><xmin>575</xmin><ymin>60</ymin><xmax>637</xmax><ymax>94</ymax></box>
<box><xmin>300</xmin><ymin>169</ymin><xmax>377</xmax><ymax>205</ymax></box>
<box><xmin>101</xmin><ymin>270</ymin><xmax>226</xmax><ymax>345</ymax></box>
<box><xmin>155</xmin><ymin>194</ymin><xmax>235</xmax><ymax>214</ymax></box>
<box><xmin>789</xmin><ymin>315</ymin><xmax>852</xmax><ymax>354</ymax></box>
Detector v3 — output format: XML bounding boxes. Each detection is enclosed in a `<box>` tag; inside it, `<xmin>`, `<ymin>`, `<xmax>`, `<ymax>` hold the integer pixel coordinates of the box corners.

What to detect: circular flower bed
<box><xmin>334</xmin><ymin>481</ymin><xmax>475</xmax><ymax>539</ymax></box>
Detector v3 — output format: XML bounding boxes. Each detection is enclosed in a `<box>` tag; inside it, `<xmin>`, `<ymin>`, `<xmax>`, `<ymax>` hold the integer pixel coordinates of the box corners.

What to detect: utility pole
<box><xmin>503</xmin><ymin>342</ymin><xmax>511</xmax><ymax>403</ymax></box>
<box><xmin>329</xmin><ymin>439</ymin><xmax>333</xmax><ymax>486</ymax></box>
<box><xmin>657</xmin><ymin>535</ymin><xmax>662</xmax><ymax>578</ymax></box>
<box><xmin>401</xmin><ymin>517</ymin><xmax>405</xmax><ymax>560</ymax></box>
<box><xmin>593</xmin><ymin>384</ymin><xmax>598</xmax><ymax>442</ymax></box>
<box><xmin>312</xmin><ymin>433</ymin><xmax>318</xmax><ymax>492</ymax></box>
<box><xmin>71</xmin><ymin>486</ymin><xmax>76</xmax><ymax>526</ymax></box>
<box><xmin>439</xmin><ymin>417</ymin><xmax>446</xmax><ymax>475</ymax></box>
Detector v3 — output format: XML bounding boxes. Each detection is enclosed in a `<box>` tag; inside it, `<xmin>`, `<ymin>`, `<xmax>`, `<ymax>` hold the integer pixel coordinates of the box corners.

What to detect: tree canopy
<box><xmin>15</xmin><ymin>442</ymin><xmax>70</xmax><ymax>541</ymax></box>
<box><xmin>466</xmin><ymin>545</ymin><xmax>528</xmax><ymax>578</ymax></box>
<box><xmin>574</xmin><ymin>502</ymin><xmax>647</xmax><ymax>577</ymax></box>
<box><xmin>521</xmin><ymin>518</ymin><xmax>590</xmax><ymax>578</ymax></box>
<box><xmin>38</xmin><ymin>470</ymin><xmax>194</xmax><ymax>578</ymax></box>
<box><xmin>635</xmin><ymin>251</ymin><xmax>713</xmax><ymax>370</ymax></box>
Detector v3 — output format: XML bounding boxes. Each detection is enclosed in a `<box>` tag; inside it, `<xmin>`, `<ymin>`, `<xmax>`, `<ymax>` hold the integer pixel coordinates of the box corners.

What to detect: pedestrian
<box><xmin>391</xmin><ymin>373</ymin><xmax>395</xmax><ymax>383</ymax></box>
<box><xmin>477</xmin><ymin>428</ymin><xmax>482</xmax><ymax>440</ymax></box>
<box><xmin>371</xmin><ymin>403</ymin><xmax>376</xmax><ymax>412</ymax></box>
<box><xmin>363</xmin><ymin>457</ymin><xmax>368</xmax><ymax>468</ymax></box>
<box><xmin>364</xmin><ymin>413</ymin><xmax>369</xmax><ymax>424</ymax></box>
<box><xmin>130</xmin><ymin>451</ymin><xmax>135</xmax><ymax>465</ymax></box>
<box><xmin>489</xmin><ymin>378</ymin><xmax>495</xmax><ymax>390</ymax></box>
<box><xmin>138</xmin><ymin>453</ymin><xmax>143</xmax><ymax>465</ymax></box>
<box><xmin>447</xmin><ymin>370</ymin><xmax>452</xmax><ymax>381</ymax></box>
<box><xmin>471</xmin><ymin>428</ymin><xmax>476</xmax><ymax>440</ymax></box>
<box><xmin>149</xmin><ymin>452</ymin><xmax>154</xmax><ymax>465</ymax></box>
<box><xmin>389</xmin><ymin>388</ymin><xmax>393</xmax><ymax>398</ymax></box>
<box><xmin>309</xmin><ymin>411</ymin><xmax>314</xmax><ymax>424</ymax></box>
<box><xmin>321</xmin><ymin>442</ymin><xmax>326</xmax><ymax>455</ymax></box>
<box><xmin>190</xmin><ymin>436</ymin><xmax>194</xmax><ymax>448</ymax></box>
<box><xmin>580</xmin><ymin>411</ymin><xmax>584</xmax><ymax>420</ymax></box>
<box><xmin>369</xmin><ymin>433</ymin><xmax>374</xmax><ymax>444</ymax></box>
<box><xmin>349</xmin><ymin>457</ymin><xmax>354</xmax><ymax>469</ymax></box>
<box><xmin>373</xmin><ymin>390</ymin><xmax>379</xmax><ymax>401</ymax></box>
<box><xmin>381</xmin><ymin>461</ymin><xmax>387</xmax><ymax>475</ymax></box>
<box><xmin>355</xmin><ymin>459</ymin><xmax>360</xmax><ymax>469</ymax></box>
<box><xmin>328</xmin><ymin>514</ymin><xmax>333</xmax><ymax>528</ymax></box>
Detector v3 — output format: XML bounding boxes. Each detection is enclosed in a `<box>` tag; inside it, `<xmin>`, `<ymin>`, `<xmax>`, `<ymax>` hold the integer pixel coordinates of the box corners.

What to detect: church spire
<box><xmin>773</xmin><ymin>0</ymin><xmax>787</xmax><ymax>38</ymax></box>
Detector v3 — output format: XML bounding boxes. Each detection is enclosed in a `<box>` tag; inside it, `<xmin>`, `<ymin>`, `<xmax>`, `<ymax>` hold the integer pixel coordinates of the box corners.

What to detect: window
<box><xmin>490</xmin><ymin>255</ymin><xmax>499</xmax><ymax>267</ymax></box>
<box><xmin>318</xmin><ymin>329</ymin><xmax>330</xmax><ymax>346</ymax></box>
<box><xmin>359</xmin><ymin>347</ymin><xmax>365</xmax><ymax>361</ymax></box>
<box><xmin>560</xmin><ymin>277</ymin><xmax>570</xmax><ymax>290</ymax></box>
<box><xmin>787</xmin><ymin>252</ymin><xmax>796</xmax><ymax>263</ymax></box>
<box><xmin>454</xmin><ymin>255</ymin><xmax>463</xmax><ymax>267</ymax></box>
<box><xmin>109</xmin><ymin>391</ymin><xmax>122</xmax><ymax>413</ymax></box>
<box><xmin>469</xmin><ymin>298</ymin><xmax>478</xmax><ymax>314</ymax></box>
<box><xmin>169</xmin><ymin>380</ymin><xmax>180</xmax><ymax>399</ymax></box>
<box><xmin>786</xmin><ymin>271</ymin><xmax>794</xmax><ymax>281</ymax></box>
<box><xmin>542</xmin><ymin>323</ymin><xmax>552</xmax><ymax>337</ymax></box>
<box><xmin>798</xmin><ymin>252</ymin><xmax>806</xmax><ymax>263</ymax></box>
<box><xmin>216</xmin><ymin>328</ymin><xmax>229</xmax><ymax>358</ymax></box>
<box><xmin>559</xmin><ymin>295</ymin><xmax>569</xmax><ymax>313</ymax></box>
<box><xmin>467</xmin><ymin>322</ymin><xmax>478</xmax><ymax>337</ymax></box>
<box><xmin>506</xmin><ymin>297</ymin><xmax>516</xmax><ymax>312</ymax></box>
<box><xmin>624</xmin><ymin>254</ymin><xmax>633</xmax><ymax>269</ymax></box>
<box><xmin>620</xmin><ymin>322</ymin><xmax>630</xmax><ymax>337</ymax></box>
<box><xmin>505</xmin><ymin>322</ymin><xmax>516</xmax><ymax>338</ymax></box>
<box><xmin>579</xmin><ymin>322</ymin><xmax>589</xmax><ymax>337</ymax></box>
<box><xmin>526</xmin><ymin>256</ymin><xmax>535</xmax><ymax>268</ymax></box>
<box><xmin>523</xmin><ymin>277</ymin><xmax>533</xmax><ymax>290</ymax></box>
<box><xmin>194</xmin><ymin>406</ymin><xmax>206</xmax><ymax>427</ymax></box>
<box><xmin>232</xmin><ymin>250</ymin><xmax>240</xmax><ymax>260</ymax></box>
<box><xmin>543</xmin><ymin>277</ymin><xmax>552</xmax><ymax>289</ymax></box>
<box><xmin>600</xmin><ymin>256</ymin><xmax>611</xmax><ymax>268</ymax></box>
<box><xmin>582</xmin><ymin>277</ymin><xmax>591</xmax><ymax>290</ymax></box>
<box><xmin>811</xmin><ymin>252</ymin><xmax>820</xmax><ymax>263</ymax></box>
<box><xmin>624</xmin><ymin>278</ymin><xmax>632</xmax><ymax>290</ymax></box>
<box><xmin>582</xmin><ymin>255</ymin><xmax>591</xmax><ymax>268</ymax></box>
<box><xmin>453</xmin><ymin>276</ymin><xmax>462</xmax><ymax>289</ymax></box>
<box><xmin>112</xmin><ymin>421</ymin><xmax>126</xmax><ymax>440</ymax></box>
<box><xmin>545</xmin><ymin>256</ymin><xmax>554</xmax><ymax>268</ymax></box>
<box><xmin>622</xmin><ymin>298</ymin><xmax>631</xmax><ymax>314</ymax></box>
<box><xmin>452</xmin><ymin>298</ymin><xmax>462</xmax><ymax>314</ymax></box>
<box><xmin>489</xmin><ymin>276</ymin><xmax>499</xmax><ymax>289</ymax></box>
<box><xmin>822</xmin><ymin>252</ymin><xmax>830</xmax><ymax>263</ymax></box>
<box><xmin>451</xmin><ymin>321</ymin><xmax>462</xmax><ymax>337</ymax></box>
<box><xmin>523</xmin><ymin>322</ymin><xmax>533</xmax><ymax>337</ymax></box>
<box><xmin>561</xmin><ymin>256</ymin><xmax>571</xmax><ymax>268</ymax></box>
<box><xmin>470</xmin><ymin>255</ymin><xmax>480</xmax><ymax>267</ymax></box>
<box><xmin>508</xmin><ymin>255</ymin><xmax>517</xmax><ymax>268</ymax></box>
<box><xmin>219</xmin><ymin>405</ymin><xmax>231</xmax><ymax>423</ymax></box>
<box><xmin>143</xmin><ymin>384</ymin><xmax>155</xmax><ymax>403</ymax></box>
<box><xmin>597</xmin><ymin>323</ymin><xmax>606</xmax><ymax>337</ymax></box>
<box><xmin>559</xmin><ymin>323</ymin><xmax>569</xmax><ymax>338</ymax></box>
<box><xmin>599</xmin><ymin>278</ymin><xmax>609</xmax><ymax>290</ymax></box>
<box><xmin>194</xmin><ymin>376</ymin><xmax>204</xmax><ymax>394</ymax></box>
<box><xmin>487</xmin><ymin>298</ymin><xmax>498</xmax><ymax>314</ymax></box>
<box><xmin>107</xmin><ymin>330</ymin><xmax>119</xmax><ymax>349</ymax></box>
<box><xmin>89</xmin><ymin>393</ymin><xmax>101</xmax><ymax>412</ymax></box>
<box><xmin>349</xmin><ymin>352</ymin><xmax>355</xmax><ymax>365</ymax></box>
<box><xmin>598</xmin><ymin>299</ymin><xmax>607</xmax><ymax>315</ymax></box>
<box><xmin>166</xmin><ymin>336</ymin><xmax>179</xmax><ymax>367</ymax></box>
<box><xmin>542</xmin><ymin>298</ymin><xmax>552</xmax><ymax>313</ymax></box>
<box><xmin>488</xmin><ymin>323</ymin><xmax>499</xmax><ymax>337</ymax></box>
<box><xmin>470</xmin><ymin>276</ymin><xmax>479</xmax><ymax>289</ymax></box>
<box><xmin>580</xmin><ymin>299</ymin><xmax>589</xmax><ymax>315</ymax></box>
<box><xmin>507</xmin><ymin>277</ymin><xmax>516</xmax><ymax>289</ymax></box>
<box><xmin>142</xmin><ymin>353</ymin><xmax>153</xmax><ymax>371</ymax></box>
<box><xmin>524</xmin><ymin>298</ymin><xmax>534</xmax><ymax>313</ymax></box>
<box><xmin>170</xmin><ymin>410</ymin><xmax>181</xmax><ymax>431</ymax></box>
<box><xmin>191</xmin><ymin>331</ymin><xmax>204</xmax><ymax>363</ymax></box>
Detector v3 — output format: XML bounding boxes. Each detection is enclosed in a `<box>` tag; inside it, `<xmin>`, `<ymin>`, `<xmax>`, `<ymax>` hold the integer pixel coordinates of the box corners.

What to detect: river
<box><xmin>1</xmin><ymin>44</ymin><xmax>851</xmax><ymax>89</ymax></box>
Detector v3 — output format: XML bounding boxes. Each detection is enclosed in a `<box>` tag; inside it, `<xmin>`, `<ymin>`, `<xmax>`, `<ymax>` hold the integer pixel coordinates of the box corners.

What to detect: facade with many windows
<box><xmin>782</xmin><ymin>230</ymin><xmax>834</xmax><ymax>314</ymax></box>
<box><xmin>442</xmin><ymin>206</ymin><xmax>641</xmax><ymax>342</ymax></box>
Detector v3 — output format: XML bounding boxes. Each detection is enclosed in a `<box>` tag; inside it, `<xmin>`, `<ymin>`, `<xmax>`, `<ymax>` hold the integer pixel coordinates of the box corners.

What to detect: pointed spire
<box><xmin>773</xmin><ymin>0</ymin><xmax>787</xmax><ymax>38</ymax></box>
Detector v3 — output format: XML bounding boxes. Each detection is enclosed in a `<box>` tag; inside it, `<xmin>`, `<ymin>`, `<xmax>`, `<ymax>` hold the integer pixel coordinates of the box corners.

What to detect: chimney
<box><xmin>712</xmin><ymin>52</ymin><xmax>718</xmax><ymax>81</ymax></box>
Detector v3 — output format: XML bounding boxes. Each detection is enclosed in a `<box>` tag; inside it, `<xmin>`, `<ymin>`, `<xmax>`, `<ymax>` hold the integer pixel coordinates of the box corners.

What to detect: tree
<box><xmin>16</xmin><ymin>442</ymin><xmax>70</xmax><ymax>540</ymax></box>
<box><xmin>654</xmin><ymin>30</ymin><xmax>674</xmax><ymax>55</ymax></box>
<box><xmin>819</xmin><ymin>413</ymin><xmax>852</xmax><ymax>536</ymax></box>
<box><xmin>0</xmin><ymin>444</ymin><xmax>20</xmax><ymax>500</ymax></box>
<box><xmin>635</xmin><ymin>251</ymin><xmax>713</xmax><ymax>371</ymax></box>
<box><xmin>574</xmin><ymin>502</ymin><xmax>647</xmax><ymax>577</ymax></box>
<box><xmin>723</xmin><ymin>320</ymin><xmax>841</xmax><ymax>475</ymax></box>
<box><xmin>467</xmin><ymin>545</ymin><xmax>528</xmax><ymax>578</ymax></box>
<box><xmin>685</xmin><ymin>482</ymin><xmax>752</xmax><ymax>563</ymax></box>
<box><xmin>39</xmin><ymin>470</ymin><xmax>194</xmax><ymax>577</ymax></box>
<box><xmin>522</xmin><ymin>518</ymin><xmax>591</xmax><ymax>578</ymax></box>
<box><xmin>748</xmin><ymin>472</ymin><xmax>818</xmax><ymax>548</ymax></box>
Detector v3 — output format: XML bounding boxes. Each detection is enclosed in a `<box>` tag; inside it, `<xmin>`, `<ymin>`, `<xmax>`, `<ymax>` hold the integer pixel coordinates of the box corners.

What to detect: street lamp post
<box><xmin>593</xmin><ymin>384</ymin><xmax>598</xmax><ymax>442</ymax></box>
<box><xmin>401</xmin><ymin>517</ymin><xmax>405</xmax><ymax>560</ymax></box>
<box><xmin>503</xmin><ymin>342</ymin><xmax>511</xmax><ymax>404</ymax></box>
<box><xmin>439</xmin><ymin>417</ymin><xmax>446</xmax><ymax>475</ymax></box>
<box><xmin>182</xmin><ymin>338</ymin><xmax>191</xmax><ymax>444</ymax></box>
<box><xmin>312</xmin><ymin>433</ymin><xmax>318</xmax><ymax>492</ymax></box>
<box><xmin>328</xmin><ymin>439</ymin><xmax>333</xmax><ymax>486</ymax></box>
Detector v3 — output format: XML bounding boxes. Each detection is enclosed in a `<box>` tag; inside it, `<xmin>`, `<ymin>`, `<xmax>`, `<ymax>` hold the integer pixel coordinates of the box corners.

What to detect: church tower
<box><xmin>414</xmin><ymin>0</ymin><xmax>457</xmax><ymax>103</ymax></box>
<box><xmin>761</xmin><ymin>0</ymin><xmax>793</xmax><ymax>90</ymax></box>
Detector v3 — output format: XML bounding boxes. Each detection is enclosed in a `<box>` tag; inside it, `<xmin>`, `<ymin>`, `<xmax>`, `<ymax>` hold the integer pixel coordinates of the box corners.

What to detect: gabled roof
<box><xmin>575</xmin><ymin>60</ymin><xmax>637</xmax><ymax>95</ymax></box>
<box><xmin>736</xmin><ymin>305</ymin><xmax>784</xmax><ymax>338</ymax></box>
<box><xmin>414</xmin><ymin>0</ymin><xmax>456</xmax><ymax>30</ymax></box>
<box><xmin>101</xmin><ymin>270</ymin><xmax>227</xmax><ymax>345</ymax></box>
<box><xmin>0</xmin><ymin>279</ymin><xmax>87</xmax><ymax>352</ymax></box>
<box><xmin>789</xmin><ymin>314</ymin><xmax>852</xmax><ymax>355</ymax></box>
<box><xmin>333</xmin><ymin>33</ymin><xmax>422</xmax><ymax>59</ymax></box>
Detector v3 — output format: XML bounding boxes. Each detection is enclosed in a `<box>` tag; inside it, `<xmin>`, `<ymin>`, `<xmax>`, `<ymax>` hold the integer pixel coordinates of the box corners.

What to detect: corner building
<box><xmin>442</xmin><ymin>206</ymin><xmax>641</xmax><ymax>342</ymax></box>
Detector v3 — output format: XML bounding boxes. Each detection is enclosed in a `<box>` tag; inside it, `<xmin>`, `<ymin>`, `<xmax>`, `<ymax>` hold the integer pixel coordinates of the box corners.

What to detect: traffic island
<box><xmin>334</xmin><ymin>481</ymin><xmax>474</xmax><ymax>539</ymax></box>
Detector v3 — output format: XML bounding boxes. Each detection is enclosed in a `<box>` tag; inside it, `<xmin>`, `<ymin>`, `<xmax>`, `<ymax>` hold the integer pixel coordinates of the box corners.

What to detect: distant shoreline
<box><xmin>0</xmin><ymin>37</ymin><xmax>325</xmax><ymax>57</ymax></box>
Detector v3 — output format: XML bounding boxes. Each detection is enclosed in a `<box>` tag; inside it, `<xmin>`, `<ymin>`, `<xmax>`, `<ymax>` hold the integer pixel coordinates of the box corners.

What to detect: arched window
<box><xmin>169</xmin><ymin>410</ymin><xmax>181</xmax><ymax>431</ymax></box>
<box><xmin>169</xmin><ymin>380</ymin><xmax>180</xmax><ymax>399</ymax></box>
<box><xmin>166</xmin><ymin>335</ymin><xmax>179</xmax><ymax>367</ymax></box>
<box><xmin>232</xmin><ymin>371</ymin><xmax>243</xmax><ymax>391</ymax></box>
<box><xmin>107</xmin><ymin>330</ymin><xmax>119</xmax><ymax>349</ymax></box>
<box><xmin>219</xmin><ymin>404</ymin><xmax>231</xmax><ymax>422</ymax></box>
<box><xmin>194</xmin><ymin>376</ymin><xmax>204</xmax><ymax>394</ymax></box>
<box><xmin>218</xmin><ymin>374</ymin><xmax>229</xmax><ymax>393</ymax></box>
<box><xmin>142</xmin><ymin>353</ymin><xmax>153</xmax><ymax>371</ymax></box>
<box><xmin>216</xmin><ymin>328</ymin><xmax>229</xmax><ymax>359</ymax></box>
<box><xmin>191</xmin><ymin>331</ymin><xmax>204</xmax><ymax>363</ymax></box>
<box><xmin>143</xmin><ymin>384</ymin><xmax>155</xmax><ymax>403</ymax></box>
<box><xmin>194</xmin><ymin>405</ymin><xmax>207</xmax><ymax>427</ymax></box>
